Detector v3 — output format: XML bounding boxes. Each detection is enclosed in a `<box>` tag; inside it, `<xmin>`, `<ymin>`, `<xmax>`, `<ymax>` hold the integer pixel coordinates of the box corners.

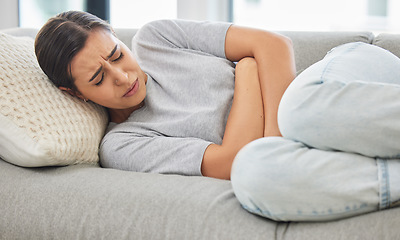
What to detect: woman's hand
<box><xmin>202</xmin><ymin>58</ymin><xmax>264</xmax><ymax>179</ymax></box>
<box><xmin>225</xmin><ymin>25</ymin><xmax>296</xmax><ymax>137</ymax></box>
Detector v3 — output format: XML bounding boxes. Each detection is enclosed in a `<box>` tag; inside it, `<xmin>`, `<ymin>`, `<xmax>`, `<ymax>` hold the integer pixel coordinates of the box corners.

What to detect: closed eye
<box><xmin>111</xmin><ymin>52</ymin><xmax>124</xmax><ymax>62</ymax></box>
<box><xmin>95</xmin><ymin>72</ymin><xmax>104</xmax><ymax>86</ymax></box>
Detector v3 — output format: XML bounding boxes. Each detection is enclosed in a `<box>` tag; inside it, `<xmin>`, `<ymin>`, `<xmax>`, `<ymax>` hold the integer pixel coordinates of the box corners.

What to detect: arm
<box><xmin>225</xmin><ymin>25</ymin><xmax>296</xmax><ymax>137</ymax></box>
<box><xmin>202</xmin><ymin>58</ymin><xmax>264</xmax><ymax>179</ymax></box>
<box><xmin>202</xmin><ymin>25</ymin><xmax>296</xmax><ymax>179</ymax></box>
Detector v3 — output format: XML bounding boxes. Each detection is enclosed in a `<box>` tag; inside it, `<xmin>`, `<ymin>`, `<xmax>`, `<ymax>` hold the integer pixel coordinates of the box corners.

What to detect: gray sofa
<box><xmin>1</xmin><ymin>27</ymin><xmax>400</xmax><ymax>240</ymax></box>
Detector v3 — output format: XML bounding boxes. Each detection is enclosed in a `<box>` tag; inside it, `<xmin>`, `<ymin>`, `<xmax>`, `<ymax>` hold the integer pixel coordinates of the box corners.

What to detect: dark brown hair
<box><xmin>35</xmin><ymin>10</ymin><xmax>114</xmax><ymax>91</ymax></box>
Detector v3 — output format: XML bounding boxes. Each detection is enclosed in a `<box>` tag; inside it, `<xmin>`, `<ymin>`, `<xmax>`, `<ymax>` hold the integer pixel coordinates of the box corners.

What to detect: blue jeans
<box><xmin>231</xmin><ymin>42</ymin><xmax>400</xmax><ymax>221</ymax></box>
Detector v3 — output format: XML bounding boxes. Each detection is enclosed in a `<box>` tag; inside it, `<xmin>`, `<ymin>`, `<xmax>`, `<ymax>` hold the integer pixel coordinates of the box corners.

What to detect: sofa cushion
<box><xmin>0</xmin><ymin>160</ymin><xmax>278</xmax><ymax>239</ymax></box>
<box><xmin>0</xmin><ymin>32</ymin><xmax>108</xmax><ymax>167</ymax></box>
<box><xmin>280</xmin><ymin>31</ymin><xmax>374</xmax><ymax>73</ymax></box>
<box><xmin>373</xmin><ymin>33</ymin><xmax>400</xmax><ymax>59</ymax></box>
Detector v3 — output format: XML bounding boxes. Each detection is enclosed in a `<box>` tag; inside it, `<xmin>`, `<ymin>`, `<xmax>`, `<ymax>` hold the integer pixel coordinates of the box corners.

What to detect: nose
<box><xmin>112</xmin><ymin>68</ymin><xmax>129</xmax><ymax>86</ymax></box>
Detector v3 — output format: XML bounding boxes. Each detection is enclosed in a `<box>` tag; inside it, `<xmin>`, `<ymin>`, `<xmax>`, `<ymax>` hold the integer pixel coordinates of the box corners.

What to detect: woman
<box><xmin>35</xmin><ymin>10</ymin><xmax>294</xmax><ymax>179</ymax></box>
<box><xmin>35</xmin><ymin>11</ymin><xmax>399</xmax><ymax>221</ymax></box>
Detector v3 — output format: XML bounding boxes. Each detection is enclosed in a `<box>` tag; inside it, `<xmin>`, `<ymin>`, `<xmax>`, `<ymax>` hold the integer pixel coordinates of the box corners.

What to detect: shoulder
<box><xmin>135</xmin><ymin>19</ymin><xmax>231</xmax><ymax>41</ymax></box>
<box><xmin>132</xmin><ymin>19</ymin><xmax>181</xmax><ymax>49</ymax></box>
<box><xmin>138</xmin><ymin>19</ymin><xmax>199</xmax><ymax>31</ymax></box>
<box><xmin>134</xmin><ymin>19</ymin><xmax>180</xmax><ymax>39</ymax></box>
<box><xmin>132</xmin><ymin>19</ymin><xmax>232</xmax><ymax>59</ymax></box>
<box><xmin>132</xmin><ymin>19</ymin><xmax>198</xmax><ymax>52</ymax></box>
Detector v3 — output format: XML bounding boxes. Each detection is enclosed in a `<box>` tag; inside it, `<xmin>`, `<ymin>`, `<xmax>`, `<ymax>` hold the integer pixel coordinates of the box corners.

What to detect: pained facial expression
<box><xmin>70</xmin><ymin>29</ymin><xmax>147</xmax><ymax>110</ymax></box>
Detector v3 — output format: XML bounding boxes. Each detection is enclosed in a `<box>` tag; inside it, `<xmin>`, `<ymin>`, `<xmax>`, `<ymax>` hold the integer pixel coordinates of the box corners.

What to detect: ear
<box><xmin>58</xmin><ymin>87</ymin><xmax>86</xmax><ymax>101</ymax></box>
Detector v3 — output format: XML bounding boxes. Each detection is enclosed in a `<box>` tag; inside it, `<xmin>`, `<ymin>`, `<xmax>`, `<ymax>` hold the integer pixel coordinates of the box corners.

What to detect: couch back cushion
<box><xmin>2</xmin><ymin>27</ymin><xmax>377</xmax><ymax>73</ymax></box>
<box><xmin>373</xmin><ymin>33</ymin><xmax>400</xmax><ymax>59</ymax></box>
<box><xmin>1</xmin><ymin>27</ymin><xmax>137</xmax><ymax>50</ymax></box>
<box><xmin>279</xmin><ymin>31</ymin><xmax>375</xmax><ymax>73</ymax></box>
<box><xmin>0</xmin><ymin>32</ymin><xmax>108</xmax><ymax>167</ymax></box>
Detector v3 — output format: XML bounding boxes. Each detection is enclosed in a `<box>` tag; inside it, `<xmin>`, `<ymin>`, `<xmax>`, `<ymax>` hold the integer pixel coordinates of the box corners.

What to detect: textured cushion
<box><xmin>0</xmin><ymin>32</ymin><xmax>108</xmax><ymax>167</ymax></box>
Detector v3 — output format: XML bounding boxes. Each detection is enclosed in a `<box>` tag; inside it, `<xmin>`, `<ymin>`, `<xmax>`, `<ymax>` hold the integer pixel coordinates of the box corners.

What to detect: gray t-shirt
<box><xmin>100</xmin><ymin>19</ymin><xmax>235</xmax><ymax>176</ymax></box>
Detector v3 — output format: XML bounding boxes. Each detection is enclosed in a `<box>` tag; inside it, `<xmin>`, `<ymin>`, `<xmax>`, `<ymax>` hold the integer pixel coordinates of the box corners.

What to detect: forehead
<box><xmin>76</xmin><ymin>29</ymin><xmax>117</xmax><ymax>61</ymax></box>
<box><xmin>70</xmin><ymin>29</ymin><xmax>118</xmax><ymax>80</ymax></box>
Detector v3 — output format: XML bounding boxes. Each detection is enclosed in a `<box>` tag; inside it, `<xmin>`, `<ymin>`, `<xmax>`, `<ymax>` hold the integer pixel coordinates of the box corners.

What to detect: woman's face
<box><xmin>70</xmin><ymin>29</ymin><xmax>147</xmax><ymax>110</ymax></box>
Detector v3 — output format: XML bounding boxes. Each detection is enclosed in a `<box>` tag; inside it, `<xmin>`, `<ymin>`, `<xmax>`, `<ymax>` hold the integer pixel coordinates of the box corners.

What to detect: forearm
<box><xmin>202</xmin><ymin>58</ymin><xmax>264</xmax><ymax>179</ymax></box>
<box><xmin>225</xmin><ymin>25</ymin><xmax>296</xmax><ymax>137</ymax></box>
<box><xmin>255</xmin><ymin>35</ymin><xmax>296</xmax><ymax>136</ymax></box>
<box><xmin>223</xmin><ymin>58</ymin><xmax>264</xmax><ymax>149</ymax></box>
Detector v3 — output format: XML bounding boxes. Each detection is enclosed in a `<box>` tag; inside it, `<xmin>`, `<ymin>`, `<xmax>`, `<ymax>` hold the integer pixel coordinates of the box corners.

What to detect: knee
<box><xmin>231</xmin><ymin>137</ymin><xmax>296</xmax><ymax>193</ymax></box>
<box><xmin>231</xmin><ymin>139</ymin><xmax>268</xmax><ymax>194</ymax></box>
<box><xmin>277</xmin><ymin>80</ymin><xmax>307</xmax><ymax>139</ymax></box>
<box><xmin>277</xmin><ymin>77</ymin><xmax>325</xmax><ymax>141</ymax></box>
<box><xmin>231</xmin><ymin>137</ymin><xmax>302</xmax><ymax>221</ymax></box>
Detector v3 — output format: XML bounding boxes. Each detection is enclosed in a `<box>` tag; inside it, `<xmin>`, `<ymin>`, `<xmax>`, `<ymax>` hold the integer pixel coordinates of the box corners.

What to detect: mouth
<box><xmin>123</xmin><ymin>79</ymin><xmax>139</xmax><ymax>98</ymax></box>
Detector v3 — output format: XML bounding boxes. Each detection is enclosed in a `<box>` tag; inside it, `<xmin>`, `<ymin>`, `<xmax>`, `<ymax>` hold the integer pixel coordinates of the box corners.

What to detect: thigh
<box><xmin>231</xmin><ymin>137</ymin><xmax>380</xmax><ymax>221</ymax></box>
<box><xmin>278</xmin><ymin>42</ymin><xmax>400</xmax><ymax>158</ymax></box>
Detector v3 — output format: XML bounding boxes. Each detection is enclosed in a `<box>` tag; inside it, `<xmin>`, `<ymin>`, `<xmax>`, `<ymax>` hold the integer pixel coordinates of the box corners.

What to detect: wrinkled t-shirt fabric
<box><xmin>100</xmin><ymin>19</ymin><xmax>235</xmax><ymax>175</ymax></box>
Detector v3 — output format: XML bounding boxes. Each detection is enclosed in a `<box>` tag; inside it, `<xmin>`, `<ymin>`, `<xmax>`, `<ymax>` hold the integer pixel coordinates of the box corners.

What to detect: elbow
<box><xmin>201</xmin><ymin>144</ymin><xmax>234</xmax><ymax>180</ymax></box>
<box><xmin>98</xmin><ymin>140</ymin><xmax>111</xmax><ymax>168</ymax></box>
<box><xmin>271</xmin><ymin>33</ymin><xmax>294</xmax><ymax>54</ymax></box>
<box><xmin>253</xmin><ymin>31</ymin><xmax>295</xmax><ymax>62</ymax></box>
<box><xmin>281</xmin><ymin>34</ymin><xmax>293</xmax><ymax>49</ymax></box>
<box><xmin>258</xmin><ymin>32</ymin><xmax>296</xmax><ymax>73</ymax></box>
<box><xmin>269</xmin><ymin>31</ymin><xmax>293</xmax><ymax>50</ymax></box>
<box><xmin>281</xmin><ymin>36</ymin><xmax>294</xmax><ymax>58</ymax></box>
<box><xmin>98</xmin><ymin>138</ymin><xmax>119</xmax><ymax>169</ymax></box>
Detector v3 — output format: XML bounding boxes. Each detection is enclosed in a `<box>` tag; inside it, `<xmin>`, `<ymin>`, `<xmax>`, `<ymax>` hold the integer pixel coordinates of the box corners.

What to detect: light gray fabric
<box><xmin>2</xmin><ymin>157</ymin><xmax>400</xmax><ymax>239</ymax></box>
<box><xmin>100</xmin><ymin>20</ymin><xmax>235</xmax><ymax>175</ymax></box>
<box><xmin>0</xmin><ymin>159</ymin><xmax>277</xmax><ymax>240</ymax></box>
<box><xmin>280</xmin><ymin>208</ymin><xmax>400</xmax><ymax>240</ymax></box>
<box><xmin>373</xmin><ymin>33</ymin><xmax>400</xmax><ymax>58</ymax></box>
<box><xmin>279</xmin><ymin>31</ymin><xmax>374</xmax><ymax>73</ymax></box>
<box><xmin>0</xmin><ymin>28</ymin><xmax>138</xmax><ymax>51</ymax></box>
<box><xmin>1</xmin><ymin>27</ymin><xmax>38</xmax><ymax>38</ymax></box>
<box><xmin>114</xmin><ymin>28</ymin><xmax>138</xmax><ymax>48</ymax></box>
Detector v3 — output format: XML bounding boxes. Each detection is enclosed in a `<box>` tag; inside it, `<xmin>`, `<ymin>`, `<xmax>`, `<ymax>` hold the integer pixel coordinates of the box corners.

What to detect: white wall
<box><xmin>0</xmin><ymin>0</ymin><xmax>19</xmax><ymax>29</ymax></box>
<box><xmin>110</xmin><ymin>0</ymin><xmax>177</xmax><ymax>28</ymax></box>
<box><xmin>177</xmin><ymin>0</ymin><xmax>231</xmax><ymax>22</ymax></box>
<box><xmin>0</xmin><ymin>0</ymin><xmax>232</xmax><ymax>30</ymax></box>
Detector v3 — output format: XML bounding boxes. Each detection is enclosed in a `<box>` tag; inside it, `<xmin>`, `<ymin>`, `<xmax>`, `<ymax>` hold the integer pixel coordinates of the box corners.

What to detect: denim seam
<box><xmin>240</xmin><ymin>203</ymin><xmax>371</xmax><ymax>220</ymax></box>
<box><xmin>320</xmin><ymin>42</ymin><xmax>364</xmax><ymax>84</ymax></box>
<box><xmin>377</xmin><ymin>158</ymin><xmax>390</xmax><ymax>209</ymax></box>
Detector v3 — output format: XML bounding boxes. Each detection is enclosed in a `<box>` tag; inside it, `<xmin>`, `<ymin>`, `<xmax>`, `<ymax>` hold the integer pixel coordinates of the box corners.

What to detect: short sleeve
<box><xmin>99</xmin><ymin>130</ymin><xmax>212</xmax><ymax>176</ymax></box>
<box><xmin>132</xmin><ymin>19</ymin><xmax>232</xmax><ymax>59</ymax></box>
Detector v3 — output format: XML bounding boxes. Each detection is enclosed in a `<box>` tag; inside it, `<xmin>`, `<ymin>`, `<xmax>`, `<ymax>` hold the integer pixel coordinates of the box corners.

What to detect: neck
<box><xmin>108</xmin><ymin>102</ymin><xmax>144</xmax><ymax>123</ymax></box>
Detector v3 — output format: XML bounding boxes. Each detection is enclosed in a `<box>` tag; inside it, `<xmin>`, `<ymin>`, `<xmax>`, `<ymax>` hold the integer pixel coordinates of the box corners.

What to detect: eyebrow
<box><xmin>88</xmin><ymin>44</ymin><xmax>119</xmax><ymax>82</ymax></box>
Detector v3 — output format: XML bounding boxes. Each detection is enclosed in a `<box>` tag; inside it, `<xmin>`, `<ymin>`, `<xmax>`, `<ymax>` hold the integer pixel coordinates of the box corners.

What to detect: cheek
<box><xmin>79</xmin><ymin>84</ymin><xmax>114</xmax><ymax>104</ymax></box>
<box><xmin>123</xmin><ymin>51</ymin><xmax>140</xmax><ymax>70</ymax></box>
<box><xmin>126</xmin><ymin>60</ymin><xmax>138</xmax><ymax>71</ymax></box>
<box><xmin>91</xmin><ymin>86</ymin><xmax>114</xmax><ymax>100</ymax></box>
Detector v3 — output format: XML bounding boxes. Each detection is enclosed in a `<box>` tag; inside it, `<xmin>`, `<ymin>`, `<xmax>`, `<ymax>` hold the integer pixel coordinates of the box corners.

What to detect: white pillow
<box><xmin>0</xmin><ymin>32</ymin><xmax>109</xmax><ymax>167</ymax></box>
